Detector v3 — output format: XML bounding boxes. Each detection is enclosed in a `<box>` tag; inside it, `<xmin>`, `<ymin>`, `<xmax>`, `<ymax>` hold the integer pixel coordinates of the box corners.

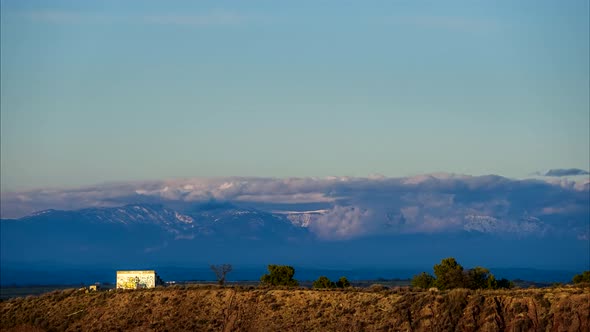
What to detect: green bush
<box><xmin>572</xmin><ymin>271</ymin><xmax>590</xmax><ymax>284</ymax></box>
<box><xmin>411</xmin><ymin>272</ymin><xmax>435</xmax><ymax>289</ymax></box>
<box><xmin>434</xmin><ymin>257</ymin><xmax>465</xmax><ymax>290</ymax></box>
<box><xmin>260</xmin><ymin>265</ymin><xmax>299</xmax><ymax>286</ymax></box>
<box><xmin>336</xmin><ymin>276</ymin><xmax>351</xmax><ymax>288</ymax></box>
<box><xmin>312</xmin><ymin>276</ymin><xmax>335</xmax><ymax>289</ymax></box>
<box><xmin>464</xmin><ymin>267</ymin><xmax>496</xmax><ymax>290</ymax></box>
<box><xmin>496</xmin><ymin>278</ymin><xmax>514</xmax><ymax>289</ymax></box>
<box><xmin>421</xmin><ymin>258</ymin><xmax>506</xmax><ymax>290</ymax></box>
<box><xmin>311</xmin><ymin>276</ymin><xmax>351</xmax><ymax>289</ymax></box>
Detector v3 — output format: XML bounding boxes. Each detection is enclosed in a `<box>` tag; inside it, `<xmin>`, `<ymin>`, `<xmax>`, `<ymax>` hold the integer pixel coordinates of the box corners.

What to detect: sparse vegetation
<box><xmin>2</xmin><ymin>285</ymin><xmax>588</xmax><ymax>331</ymax></box>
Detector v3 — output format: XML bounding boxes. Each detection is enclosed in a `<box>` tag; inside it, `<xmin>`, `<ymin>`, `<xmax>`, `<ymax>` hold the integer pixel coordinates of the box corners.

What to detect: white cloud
<box><xmin>385</xmin><ymin>15</ymin><xmax>500</xmax><ymax>32</ymax></box>
<box><xmin>308</xmin><ymin>206</ymin><xmax>372</xmax><ymax>240</ymax></box>
<box><xmin>1</xmin><ymin>174</ymin><xmax>588</xmax><ymax>240</ymax></box>
<box><xmin>20</xmin><ymin>10</ymin><xmax>250</xmax><ymax>26</ymax></box>
<box><xmin>142</xmin><ymin>11</ymin><xmax>246</xmax><ymax>26</ymax></box>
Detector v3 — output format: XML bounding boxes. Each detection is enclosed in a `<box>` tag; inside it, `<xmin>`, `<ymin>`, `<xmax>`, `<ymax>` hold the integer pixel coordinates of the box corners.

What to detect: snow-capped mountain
<box><xmin>0</xmin><ymin>202</ymin><xmax>314</xmax><ymax>266</ymax></box>
<box><xmin>5</xmin><ymin>203</ymin><xmax>309</xmax><ymax>240</ymax></box>
<box><xmin>463</xmin><ymin>215</ymin><xmax>502</xmax><ymax>233</ymax></box>
<box><xmin>463</xmin><ymin>214</ymin><xmax>550</xmax><ymax>236</ymax></box>
<box><xmin>19</xmin><ymin>204</ymin><xmax>199</xmax><ymax>238</ymax></box>
<box><xmin>1</xmin><ymin>200</ymin><xmax>587</xmax><ymax>274</ymax></box>
<box><xmin>274</xmin><ymin>210</ymin><xmax>329</xmax><ymax>227</ymax></box>
<box><xmin>187</xmin><ymin>203</ymin><xmax>307</xmax><ymax>239</ymax></box>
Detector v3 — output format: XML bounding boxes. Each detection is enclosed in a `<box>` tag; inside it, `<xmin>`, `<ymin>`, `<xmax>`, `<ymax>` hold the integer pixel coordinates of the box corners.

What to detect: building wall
<box><xmin>116</xmin><ymin>270</ymin><xmax>157</xmax><ymax>289</ymax></box>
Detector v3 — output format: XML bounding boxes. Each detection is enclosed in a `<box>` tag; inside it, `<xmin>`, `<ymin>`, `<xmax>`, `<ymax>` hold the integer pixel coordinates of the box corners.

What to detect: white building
<box><xmin>116</xmin><ymin>270</ymin><xmax>164</xmax><ymax>289</ymax></box>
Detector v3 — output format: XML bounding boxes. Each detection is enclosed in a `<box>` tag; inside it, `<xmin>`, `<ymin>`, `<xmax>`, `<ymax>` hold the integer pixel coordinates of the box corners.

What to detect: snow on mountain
<box><xmin>30</xmin><ymin>209</ymin><xmax>57</xmax><ymax>217</ymax></box>
<box><xmin>463</xmin><ymin>215</ymin><xmax>501</xmax><ymax>233</ymax></box>
<box><xmin>402</xmin><ymin>173</ymin><xmax>472</xmax><ymax>185</ymax></box>
<box><xmin>79</xmin><ymin>204</ymin><xmax>194</xmax><ymax>227</ymax></box>
<box><xmin>463</xmin><ymin>214</ymin><xmax>548</xmax><ymax>236</ymax></box>
<box><xmin>10</xmin><ymin>203</ymin><xmax>309</xmax><ymax>242</ymax></box>
<box><xmin>174</xmin><ymin>211</ymin><xmax>194</xmax><ymax>224</ymax></box>
<box><xmin>183</xmin><ymin>204</ymin><xmax>307</xmax><ymax>240</ymax></box>
<box><xmin>19</xmin><ymin>204</ymin><xmax>198</xmax><ymax>238</ymax></box>
<box><xmin>273</xmin><ymin>210</ymin><xmax>329</xmax><ymax>227</ymax></box>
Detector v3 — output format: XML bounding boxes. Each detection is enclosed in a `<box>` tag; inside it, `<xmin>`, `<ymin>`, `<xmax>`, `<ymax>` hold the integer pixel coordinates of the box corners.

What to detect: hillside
<box><xmin>1</xmin><ymin>286</ymin><xmax>588</xmax><ymax>331</ymax></box>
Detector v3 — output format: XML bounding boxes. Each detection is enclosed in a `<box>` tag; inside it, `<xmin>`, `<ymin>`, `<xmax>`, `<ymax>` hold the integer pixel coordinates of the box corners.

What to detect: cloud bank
<box><xmin>1</xmin><ymin>174</ymin><xmax>588</xmax><ymax>240</ymax></box>
<box><xmin>543</xmin><ymin>168</ymin><xmax>590</xmax><ymax>177</ymax></box>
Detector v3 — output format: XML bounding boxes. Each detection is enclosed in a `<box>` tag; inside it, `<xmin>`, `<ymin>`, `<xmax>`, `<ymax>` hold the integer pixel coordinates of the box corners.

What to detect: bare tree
<box><xmin>210</xmin><ymin>264</ymin><xmax>233</xmax><ymax>286</ymax></box>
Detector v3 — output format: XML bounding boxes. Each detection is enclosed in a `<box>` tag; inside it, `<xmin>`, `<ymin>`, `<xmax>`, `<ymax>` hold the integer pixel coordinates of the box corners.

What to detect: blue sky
<box><xmin>1</xmin><ymin>0</ymin><xmax>589</xmax><ymax>190</ymax></box>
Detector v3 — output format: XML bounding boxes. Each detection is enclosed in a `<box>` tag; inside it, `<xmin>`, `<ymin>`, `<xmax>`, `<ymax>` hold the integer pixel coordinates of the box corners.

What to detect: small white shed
<box><xmin>116</xmin><ymin>270</ymin><xmax>164</xmax><ymax>289</ymax></box>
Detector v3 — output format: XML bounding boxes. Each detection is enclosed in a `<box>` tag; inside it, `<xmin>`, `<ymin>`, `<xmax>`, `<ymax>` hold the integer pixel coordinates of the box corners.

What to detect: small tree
<box><xmin>411</xmin><ymin>272</ymin><xmax>435</xmax><ymax>289</ymax></box>
<box><xmin>486</xmin><ymin>274</ymin><xmax>498</xmax><ymax>290</ymax></box>
<box><xmin>464</xmin><ymin>267</ymin><xmax>495</xmax><ymax>290</ymax></box>
<box><xmin>434</xmin><ymin>257</ymin><xmax>465</xmax><ymax>290</ymax></box>
<box><xmin>210</xmin><ymin>264</ymin><xmax>232</xmax><ymax>286</ymax></box>
<box><xmin>260</xmin><ymin>265</ymin><xmax>299</xmax><ymax>286</ymax></box>
<box><xmin>313</xmin><ymin>276</ymin><xmax>336</xmax><ymax>289</ymax></box>
<box><xmin>496</xmin><ymin>278</ymin><xmax>514</xmax><ymax>289</ymax></box>
<box><xmin>572</xmin><ymin>271</ymin><xmax>590</xmax><ymax>284</ymax></box>
<box><xmin>336</xmin><ymin>276</ymin><xmax>351</xmax><ymax>288</ymax></box>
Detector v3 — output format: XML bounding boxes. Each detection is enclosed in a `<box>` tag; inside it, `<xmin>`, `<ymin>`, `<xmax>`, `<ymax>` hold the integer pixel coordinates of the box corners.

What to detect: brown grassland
<box><xmin>1</xmin><ymin>285</ymin><xmax>588</xmax><ymax>331</ymax></box>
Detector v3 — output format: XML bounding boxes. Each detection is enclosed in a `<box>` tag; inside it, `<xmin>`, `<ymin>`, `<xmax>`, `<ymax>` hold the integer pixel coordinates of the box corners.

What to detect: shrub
<box><xmin>260</xmin><ymin>265</ymin><xmax>299</xmax><ymax>286</ymax></box>
<box><xmin>572</xmin><ymin>271</ymin><xmax>590</xmax><ymax>284</ymax></box>
<box><xmin>336</xmin><ymin>276</ymin><xmax>351</xmax><ymax>288</ymax></box>
<box><xmin>313</xmin><ymin>276</ymin><xmax>335</xmax><ymax>289</ymax></box>
<box><xmin>495</xmin><ymin>278</ymin><xmax>514</xmax><ymax>289</ymax></box>
<box><xmin>464</xmin><ymin>267</ymin><xmax>496</xmax><ymax>290</ymax></box>
<box><xmin>434</xmin><ymin>257</ymin><xmax>465</xmax><ymax>290</ymax></box>
<box><xmin>411</xmin><ymin>272</ymin><xmax>435</xmax><ymax>289</ymax></box>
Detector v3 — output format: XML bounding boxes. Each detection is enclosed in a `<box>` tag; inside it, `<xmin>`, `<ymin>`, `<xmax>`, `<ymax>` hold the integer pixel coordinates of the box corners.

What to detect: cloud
<box><xmin>543</xmin><ymin>168</ymin><xmax>590</xmax><ymax>177</ymax></box>
<box><xmin>385</xmin><ymin>15</ymin><xmax>499</xmax><ymax>32</ymax></box>
<box><xmin>20</xmin><ymin>10</ymin><xmax>250</xmax><ymax>26</ymax></box>
<box><xmin>1</xmin><ymin>174</ymin><xmax>588</xmax><ymax>241</ymax></box>
<box><xmin>142</xmin><ymin>12</ymin><xmax>247</xmax><ymax>26</ymax></box>
<box><xmin>25</xmin><ymin>10</ymin><xmax>116</xmax><ymax>24</ymax></box>
<box><xmin>308</xmin><ymin>206</ymin><xmax>372</xmax><ymax>240</ymax></box>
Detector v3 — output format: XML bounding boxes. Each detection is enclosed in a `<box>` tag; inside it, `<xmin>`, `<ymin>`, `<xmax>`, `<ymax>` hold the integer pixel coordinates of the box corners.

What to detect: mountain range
<box><xmin>2</xmin><ymin>174</ymin><xmax>588</xmax><ymax>285</ymax></box>
<box><xmin>2</xmin><ymin>201</ymin><xmax>587</xmax><ymax>275</ymax></box>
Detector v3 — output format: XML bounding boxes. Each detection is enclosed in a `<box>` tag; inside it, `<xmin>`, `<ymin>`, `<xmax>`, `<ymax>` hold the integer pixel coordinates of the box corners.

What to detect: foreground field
<box><xmin>1</xmin><ymin>285</ymin><xmax>588</xmax><ymax>331</ymax></box>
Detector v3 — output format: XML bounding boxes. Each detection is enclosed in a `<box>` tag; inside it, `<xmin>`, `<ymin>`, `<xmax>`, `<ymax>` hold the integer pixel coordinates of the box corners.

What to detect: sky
<box><xmin>1</xmin><ymin>0</ymin><xmax>589</xmax><ymax>191</ymax></box>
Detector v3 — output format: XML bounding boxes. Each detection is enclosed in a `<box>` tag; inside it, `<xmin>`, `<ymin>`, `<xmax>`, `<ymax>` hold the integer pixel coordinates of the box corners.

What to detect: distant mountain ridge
<box><xmin>2</xmin><ymin>174</ymin><xmax>587</xmax><ymax>242</ymax></box>
<box><xmin>7</xmin><ymin>202</ymin><xmax>547</xmax><ymax>240</ymax></box>
<box><xmin>4</xmin><ymin>202</ymin><xmax>308</xmax><ymax>241</ymax></box>
<box><xmin>1</xmin><ymin>199</ymin><xmax>588</xmax><ymax>283</ymax></box>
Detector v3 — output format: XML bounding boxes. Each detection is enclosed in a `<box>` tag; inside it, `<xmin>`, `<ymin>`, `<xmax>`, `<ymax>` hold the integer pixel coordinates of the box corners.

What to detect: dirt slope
<box><xmin>1</xmin><ymin>286</ymin><xmax>588</xmax><ymax>331</ymax></box>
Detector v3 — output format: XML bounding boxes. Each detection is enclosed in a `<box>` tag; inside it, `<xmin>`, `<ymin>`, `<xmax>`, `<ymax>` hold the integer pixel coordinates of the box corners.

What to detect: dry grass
<box><xmin>1</xmin><ymin>285</ymin><xmax>589</xmax><ymax>331</ymax></box>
